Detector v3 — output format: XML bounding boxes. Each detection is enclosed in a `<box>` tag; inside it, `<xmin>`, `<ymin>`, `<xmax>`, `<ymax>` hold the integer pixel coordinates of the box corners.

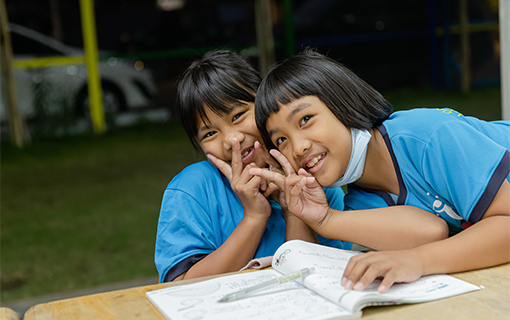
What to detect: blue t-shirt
<box><xmin>155</xmin><ymin>160</ymin><xmax>351</xmax><ymax>282</ymax></box>
<box><xmin>345</xmin><ymin>108</ymin><xmax>510</xmax><ymax>235</ymax></box>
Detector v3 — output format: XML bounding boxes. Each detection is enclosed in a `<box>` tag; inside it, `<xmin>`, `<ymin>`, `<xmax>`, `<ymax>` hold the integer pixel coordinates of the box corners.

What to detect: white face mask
<box><xmin>325</xmin><ymin>128</ymin><xmax>372</xmax><ymax>188</ymax></box>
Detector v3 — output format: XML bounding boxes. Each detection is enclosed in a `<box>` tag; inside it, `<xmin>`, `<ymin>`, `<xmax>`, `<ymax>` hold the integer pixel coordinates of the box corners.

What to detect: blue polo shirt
<box><xmin>155</xmin><ymin>161</ymin><xmax>351</xmax><ymax>282</ymax></box>
<box><xmin>345</xmin><ymin>108</ymin><xmax>510</xmax><ymax>235</ymax></box>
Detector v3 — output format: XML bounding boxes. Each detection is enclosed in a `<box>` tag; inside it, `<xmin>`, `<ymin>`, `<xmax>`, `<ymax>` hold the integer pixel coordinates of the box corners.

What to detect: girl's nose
<box><xmin>292</xmin><ymin>138</ymin><xmax>311</xmax><ymax>159</ymax></box>
<box><xmin>223</xmin><ymin>131</ymin><xmax>245</xmax><ymax>151</ymax></box>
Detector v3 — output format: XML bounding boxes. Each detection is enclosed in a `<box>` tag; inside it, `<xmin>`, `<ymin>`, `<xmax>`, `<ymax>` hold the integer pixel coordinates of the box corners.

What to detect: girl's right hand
<box><xmin>207</xmin><ymin>138</ymin><xmax>272</xmax><ymax>222</ymax></box>
<box><xmin>249</xmin><ymin>149</ymin><xmax>331</xmax><ymax>228</ymax></box>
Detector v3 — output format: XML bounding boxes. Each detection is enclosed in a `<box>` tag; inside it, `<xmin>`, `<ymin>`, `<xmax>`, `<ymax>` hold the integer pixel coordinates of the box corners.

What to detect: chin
<box><xmin>316</xmin><ymin>176</ymin><xmax>337</xmax><ymax>188</ymax></box>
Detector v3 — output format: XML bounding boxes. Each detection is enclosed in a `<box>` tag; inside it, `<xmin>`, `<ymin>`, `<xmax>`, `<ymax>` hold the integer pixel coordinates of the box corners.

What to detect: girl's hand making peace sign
<box><xmin>208</xmin><ymin>139</ymin><xmax>281</xmax><ymax>221</ymax></box>
<box><xmin>249</xmin><ymin>149</ymin><xmax>332</xmax><ymax>228</ymax></box>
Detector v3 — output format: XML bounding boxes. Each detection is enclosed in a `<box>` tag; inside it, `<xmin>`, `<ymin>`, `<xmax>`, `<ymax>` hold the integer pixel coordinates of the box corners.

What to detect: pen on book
<box><xmin>217</xmin><ymin>267</ymin><xmax>315</xmax><ymax>303</ymax></box>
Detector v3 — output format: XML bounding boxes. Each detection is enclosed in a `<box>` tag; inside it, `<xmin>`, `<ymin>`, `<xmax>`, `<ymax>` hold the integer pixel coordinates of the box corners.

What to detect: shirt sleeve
<box><xmin>421</xmin><ymin>121</ymin><xmax>509</xmax><ymax>223</ymax></box>
<box><xmin>155</xmin><ymin>187</ymin><xmax>218</xmax><ymax>283</ymax></box>
<box><xmin>343</xmin><ymin>184</ymin><xmax>394</xmax><ymax>211</ymax></box>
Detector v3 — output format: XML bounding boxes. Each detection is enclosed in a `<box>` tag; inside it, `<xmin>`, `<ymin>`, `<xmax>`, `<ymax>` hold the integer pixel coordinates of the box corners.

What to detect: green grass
<box><xmin>0</xmin><ymin>86</ymin><xmax>502</xmax><ymax>301</ymax></box>
<box><xmin>1</xmin><ymin>118</ymin><xmax>204</xmax><ymax>301</ymax></box>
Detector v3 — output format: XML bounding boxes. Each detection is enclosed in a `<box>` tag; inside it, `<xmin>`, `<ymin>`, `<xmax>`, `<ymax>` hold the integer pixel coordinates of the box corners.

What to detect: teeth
<box><xmin>242</xmin><ymin>149</ymin><xmax>250</xmax><ymax>158</ymax></box>
<box><xmin>306</xmin><ymin>155</ymin><xmax>322</xmax><ymax>168</ymax></box>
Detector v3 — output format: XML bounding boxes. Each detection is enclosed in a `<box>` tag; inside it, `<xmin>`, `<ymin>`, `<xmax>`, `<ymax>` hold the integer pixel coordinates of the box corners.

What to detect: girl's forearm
<box><xmin>181</xmin><ymin>216</ymin><xmax>268</xmax><ymax>280</ymax></box>
<box><xmin>417</xmin><ymin>215</ymin><xmax>510</xmax><ymax>275</ymax></box>
<box><xmin>284</xmin><ymin>211</ymin><xmax>319</xmax><ymax>243</ymax></box>
<box><xmin>315</xmin><ymin>206</ymin><xmax>448</xmax><ymax>250</ymax></box>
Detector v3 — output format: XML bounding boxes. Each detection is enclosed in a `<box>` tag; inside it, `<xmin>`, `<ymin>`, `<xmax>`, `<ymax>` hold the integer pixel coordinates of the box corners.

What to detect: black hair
<box><xmin>177</xmin><ymin>50</ymin><xmax>261</xmax><ymax>149</ymax></box>
<box><xmin>255</xmin><ymin>48</ymin><xmax>393</xmax><ymax>151</ymax></box>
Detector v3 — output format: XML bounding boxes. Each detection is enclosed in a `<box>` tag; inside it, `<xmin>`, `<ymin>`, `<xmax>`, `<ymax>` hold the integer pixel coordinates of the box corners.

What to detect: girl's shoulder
<box><xmin>383</xmin><ymin>108</ymin><xmax>487</xmax><ymax>140</ymax></box>
<box><xmin>388</xmin><ymin>108</ymin><xmax>465</xmax><ymax>125</ymax></box>
<box><xmin>167</xmin><ymin>160</ymin><xmax>226</xmax><ymax>191</ymax></box>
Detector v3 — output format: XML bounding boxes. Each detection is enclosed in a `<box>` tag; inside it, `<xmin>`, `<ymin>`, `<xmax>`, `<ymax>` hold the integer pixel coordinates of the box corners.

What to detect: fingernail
<box><xmin>341</xmin><ymin>277</ymin><xmax>347</xmax><ymax>287</ymax></box>
<box><xmin>345</xmin><ymin>280</ymin><xmax>353</xmax><ymax>289</ymax></box>
<box><xmin>353</xmin><ymin>282</ymin><xmax>364</xmax><ymax>291</ymax></box>
<box><xmin>378</xmin><ymin>285</ymin><xmax>386</xmax><ymax>293</ymax></box>
<box><xmin>306</xmin><ymin>177</ymin><xmax>315</xmax><ymax>181</ymax></box>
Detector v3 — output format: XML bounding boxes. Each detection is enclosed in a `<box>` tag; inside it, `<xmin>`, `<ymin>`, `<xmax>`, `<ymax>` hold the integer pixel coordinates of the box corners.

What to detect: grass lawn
<box><xmin>1</xmin><ymin>117</ymin><xmax>204</xmax><ymax>301</ymax></box>
<box><xmin>0</xmin><ymin>86</ymin><xmax>502</xmax><ymax>301</ymax></box>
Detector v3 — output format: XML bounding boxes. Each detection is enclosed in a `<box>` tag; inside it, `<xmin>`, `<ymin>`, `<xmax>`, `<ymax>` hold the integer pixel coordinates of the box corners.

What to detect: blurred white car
<box><xmin>1</xmin><ymin>23</ymin><xmax>158</xmax><ymax>123</ymax></box>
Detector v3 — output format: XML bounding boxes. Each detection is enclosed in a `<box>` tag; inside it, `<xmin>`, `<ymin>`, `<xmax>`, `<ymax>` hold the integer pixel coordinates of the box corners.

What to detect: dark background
<box><xmin>5</xmin><ymin>0</ymin><xmax>501</xmax><ymax>112</ymax></box>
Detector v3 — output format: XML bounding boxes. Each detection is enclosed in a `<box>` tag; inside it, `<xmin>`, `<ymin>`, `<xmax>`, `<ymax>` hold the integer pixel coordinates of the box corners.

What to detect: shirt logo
<box><xmin>436</xmin><ymin>108</ymin><xmax>463</xmax><ymax>117</ymax></box>
<box><xmin>426</xmin><ymin>192</ymin><xmax>473</xmax><ymax>229</ymax></box>
<box><xmin>427</xmin><ymin>192</ymin><xmax>462</xmax><ymax>220</ymax></box>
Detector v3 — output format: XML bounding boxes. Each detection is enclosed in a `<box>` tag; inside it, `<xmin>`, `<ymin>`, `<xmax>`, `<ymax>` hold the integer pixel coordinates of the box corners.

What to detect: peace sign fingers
<box><xmin>269</xmin><ymin>149</ymin><xmax>298</xmax><ymax>177</ymax></box>
<box><xmin>230</xmin><ymin>137</ymin><xmax>243</xmax><ymax>181</ymax></box>
<box><xmin>206</xmin><ymin>138</ymin><xmax>243</xmax><ymax>183</ymax></box>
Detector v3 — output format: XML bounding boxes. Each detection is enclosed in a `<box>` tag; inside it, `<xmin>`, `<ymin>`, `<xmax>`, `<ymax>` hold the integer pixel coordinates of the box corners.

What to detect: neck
<box><xmin>354</xmin><ymin>128</ymin><xmax>399</xmax><ymax>195</ymax></box>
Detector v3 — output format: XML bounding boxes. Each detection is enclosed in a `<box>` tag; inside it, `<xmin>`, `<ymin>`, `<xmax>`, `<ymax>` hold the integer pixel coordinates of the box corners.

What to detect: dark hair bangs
<box><xmin>255</xmin><ymin>58</ymin><xmax>325</xmax><ymax>150</ymax></box>
<box><xmin>178</xmin><ymin>58</ymin><xmax>258</xmax><ymax>149</ymax></box>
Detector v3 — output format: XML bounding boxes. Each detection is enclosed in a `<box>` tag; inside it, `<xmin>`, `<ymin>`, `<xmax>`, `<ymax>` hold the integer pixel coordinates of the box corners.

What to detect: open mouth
<box><xmin>242</xmin><ymin>147</ymin><xmax>253</xmax><ymax>159</ymax></box>
<box><xmin>241</xmin><ymin>146</ymin><xmax>255</xmax><ymax>164</ymax></box>
<box><xmin>304</xmin><ymin>153</ymin><xmax>325</xmax><ymax>171</ymax></box>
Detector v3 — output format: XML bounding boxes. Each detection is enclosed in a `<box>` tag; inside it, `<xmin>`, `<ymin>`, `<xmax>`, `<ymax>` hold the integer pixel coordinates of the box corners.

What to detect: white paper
<box><xmin>146</xmin><ymin>269</ymin><xmax>361</xmax><ymax>320</ymax></box>
<box><xmin>272</xmin><ymin>240</ymin><xmax>481</xmax><ymax>313</ymax></box>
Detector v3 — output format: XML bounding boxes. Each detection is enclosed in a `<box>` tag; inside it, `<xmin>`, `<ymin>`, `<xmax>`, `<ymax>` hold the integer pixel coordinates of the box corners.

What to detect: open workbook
<box><xmin>146</xmin><ymin>240</ymin><xmax>481</xmax><ymax>320</ymax></box>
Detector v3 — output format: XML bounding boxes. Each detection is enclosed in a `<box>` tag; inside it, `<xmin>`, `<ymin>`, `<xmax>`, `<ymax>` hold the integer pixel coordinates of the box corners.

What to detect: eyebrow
<box><xmin>268</xmin><ymin>102</ymin><xmax>311</xmax><ymax>138</ymax></box>
<box><xmin>197</xmin><ymin>124</ymin><xmax>209</xmax><ymax>134</ymax></box>
<box><xmin>287</xmin><ymin>102</ymin><xmax>311</xmax><ymax>122</ymax></box>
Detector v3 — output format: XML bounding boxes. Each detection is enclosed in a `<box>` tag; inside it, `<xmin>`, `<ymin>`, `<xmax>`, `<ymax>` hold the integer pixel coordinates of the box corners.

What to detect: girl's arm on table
<box><xmin>249</xmin><ymin>150</ymin><xmax>448</xmax><ymax>251</ymax></box>
<box><xmin>341</xmin><ymin>179</ymin><xmax>510</xmax><ymax>292</ymax></box>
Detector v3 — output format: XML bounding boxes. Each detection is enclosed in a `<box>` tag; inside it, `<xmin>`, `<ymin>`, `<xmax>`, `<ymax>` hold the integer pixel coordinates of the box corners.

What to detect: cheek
<box><xmin>200</xmin><ymin>142</ymin><xmax>226</xmax><ymax>162</ymax></box>
<box><xmin>280</xmin><ymin>149</ymin><xmax>300</xmax><ymax>171</ymax></box>
<box><xmin>241</xmin><ymin>115</ymin><xmax>261</xmax><ymax>138</ymax></box>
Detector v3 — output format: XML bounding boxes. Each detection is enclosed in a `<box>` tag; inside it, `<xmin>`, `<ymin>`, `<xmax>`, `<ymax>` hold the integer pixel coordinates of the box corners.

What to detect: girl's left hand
<box><xmin>249</xmin><ymin>149</ymin><xmax>330</xmax><ymax>227</ymax></box>
<box><xmin>341</xmin><ymin>249</ymin><xmax>424</xmax><ymax>293</ymax></box>
<box><xmin>208</xmin><ymin>139</ymin><xmax>271</xmax><ymax>221</ymax></box>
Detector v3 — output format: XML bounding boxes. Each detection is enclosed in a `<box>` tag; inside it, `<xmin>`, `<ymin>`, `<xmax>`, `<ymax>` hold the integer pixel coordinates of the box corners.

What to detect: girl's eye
<box><xmin>300</xmin><ymin>115</ymin><xmax>312</xmax><ymax>126</ymax></box>
<box><xmin>232</xmin><ymin>112</ymin><xmax>245</xmax><ymax>122</ymax></box>
<box><xmin>275</xmin><ymin>137</ymin><xmax>286</xmax><ymax>147</ymax></box>
<box><xmin>202</xmin><ymin>131</ymin><xmax>216</xmax><ymax>140</ymax></box>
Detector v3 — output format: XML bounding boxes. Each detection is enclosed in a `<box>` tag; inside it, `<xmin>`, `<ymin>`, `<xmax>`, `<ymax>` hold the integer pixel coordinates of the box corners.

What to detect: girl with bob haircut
<box><xmin>155</xmin><ymin>50</ymin><xmax>447</xmax><ymax>283</ymax></box>
<box><xmin>251</xmin><ymin>48</ymin><xmax>510</xmax><ymax>293</ymax></box>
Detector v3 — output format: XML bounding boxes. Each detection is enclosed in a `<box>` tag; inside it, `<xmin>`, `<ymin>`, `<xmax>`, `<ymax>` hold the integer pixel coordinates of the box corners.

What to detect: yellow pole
<box><xmin>0</xmin><ymin>0</ymin><xmax>30</xmax><ymax>147</ymax></box>
<box><xmin>79</xmin><ymin>0</ymin><xmax>105</xmax><ymax>133</ymax></box>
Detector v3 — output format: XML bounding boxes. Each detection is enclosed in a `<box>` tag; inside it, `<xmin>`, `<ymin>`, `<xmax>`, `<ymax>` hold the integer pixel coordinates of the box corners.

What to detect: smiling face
<box><xmin>197</xmin><ymin>101</ymin><xmax>267</xmax><ymax>169</ymax></box>
<box><xmin>267</xmin><ymin>95</ymin><xmax>352</xmax><ymax>187</ymax></box>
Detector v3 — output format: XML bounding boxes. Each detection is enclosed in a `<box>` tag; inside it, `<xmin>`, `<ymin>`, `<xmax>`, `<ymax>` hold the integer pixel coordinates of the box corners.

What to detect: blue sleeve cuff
<box><xmin>163</xmin><ymin>254</ymin><xmax>208</xmax><ymax>282</ymax></box>
<box><xmin>469</xmin><ymin>151</ymin><xmax>510</xmax><ymax>223</ymax></box>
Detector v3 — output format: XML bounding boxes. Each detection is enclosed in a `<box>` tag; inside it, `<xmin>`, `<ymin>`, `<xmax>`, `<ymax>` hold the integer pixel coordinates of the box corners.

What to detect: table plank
<box><xmin>23</xmin><ymin>274</ymin><xmax>228</xmax><ymax>320</ymax></box>
<box><xmin>23</xmin><ymin>265</ymin><xmax>510</xmax><ymax>320</ymax></box>
<box><xmin>0</xmin><ymin>307</ymin><xmax>20</xmax><ymax>320</ymax></box>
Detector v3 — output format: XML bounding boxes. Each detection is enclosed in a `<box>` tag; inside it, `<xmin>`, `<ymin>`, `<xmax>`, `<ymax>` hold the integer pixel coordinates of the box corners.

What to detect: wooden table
<box><xmin>24</xmin><ymin>263</ymin><xmax>510</xmax><ymax>320</ymax></box>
